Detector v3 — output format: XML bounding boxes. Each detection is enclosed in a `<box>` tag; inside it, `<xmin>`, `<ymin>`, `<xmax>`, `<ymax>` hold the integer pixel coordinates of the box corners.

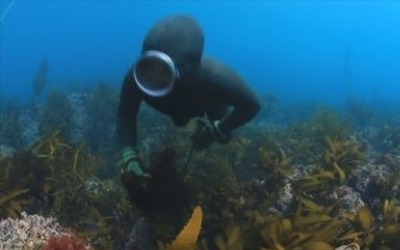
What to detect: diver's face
<box><xmin>136</xmin><ymin>57</ymin><xmax>173</xmax><ymax>89</ymax></box>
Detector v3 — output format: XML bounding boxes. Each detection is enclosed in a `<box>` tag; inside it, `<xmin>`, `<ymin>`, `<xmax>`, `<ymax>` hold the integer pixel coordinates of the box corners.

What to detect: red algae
<box><xmin>44</xmin><ymin>235</ymin><xmax>89</xmax><ymax>250</ymax></box>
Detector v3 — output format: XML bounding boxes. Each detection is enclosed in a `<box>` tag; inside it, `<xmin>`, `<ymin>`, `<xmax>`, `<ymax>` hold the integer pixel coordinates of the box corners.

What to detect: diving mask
<box><xmin>133</xmin><ymin>50</ymin><xmax>180</xmax><ymax>97</ymax></box>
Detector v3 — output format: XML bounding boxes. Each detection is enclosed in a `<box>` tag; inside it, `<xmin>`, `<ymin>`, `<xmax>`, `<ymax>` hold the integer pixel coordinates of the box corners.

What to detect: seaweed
<box><xmin>282</xmin><ymin>106</ymin><xmax>351</xmax><ymax>164</ymax></box>
<box><xmin>84</xmin><ymin>82</ymin><xmax>119</xmax><ymax>165</ymax></box>
<box><xmin>0</xmin><ymin>150</ymin><xmax>50</xmax><ymax>218</ymax></box>
<box><xmin>1</xmin><ymin>133</ymin><xmax>136</xmax><ymax>248</ymax></box>
<box><xmin>39</xmin><ymin>90</ymin><xmax>74</xmax><ymax>140</ymax></box>
<box><xmin>2</xmin><ymin>81</ymin><xmax>400</xmax><ymax>249</ymax></box>
<box><xmin>0</xmin><ymin>99</ymin><xmax>23</xmax><ymax>149</ymax></box>
<box><xmin>323</xmin><ymin>136</ymin><xmax>365</xmax><ymax>172</ymax></box>
<box><xmin>158</xmin><ymin>206</ymin><xmax>203</xmax><ymax>250</ymax></box>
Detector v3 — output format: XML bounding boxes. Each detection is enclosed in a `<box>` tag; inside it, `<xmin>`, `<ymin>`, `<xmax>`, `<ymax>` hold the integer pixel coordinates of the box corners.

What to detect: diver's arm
<box><xmin>117</xmin><ymin>68</ymin><xmax>142</xmax><ymax>148</ymax></box>
<box><xmin>202</xmin><ymin>56</ymin><xmax>260</xmax><ymax>136</ymax></box>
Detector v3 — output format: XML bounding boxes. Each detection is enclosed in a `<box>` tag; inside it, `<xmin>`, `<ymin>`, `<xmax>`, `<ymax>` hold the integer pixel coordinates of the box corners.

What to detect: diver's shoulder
<box><xmin>200</xmin><ymin>54</ymin><xmax>239</xmax><ymax>77</ymax></box>
<box><xmin>200</xmin><ymin>54</ymin><xmax>225</xmax><ymax>69</ymax></box>
<box><xmin>200</xmin><ymin>54</ymin><xmax>245</xmax><ymax>85</ymax></box>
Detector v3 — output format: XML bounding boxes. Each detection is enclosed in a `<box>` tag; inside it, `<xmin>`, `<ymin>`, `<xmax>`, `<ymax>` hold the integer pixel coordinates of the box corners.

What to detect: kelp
<box><xmin>292</xmin><ymin>137</ymin><xmax>365</xmax><ymax>202</ymax></box>
<box><xmin>281</xmin><ymin>106</ymin><xmax>351</xmax><ymax>164</ymax></box>
<box><xmin>213</xmin><ymin>224</ymin><xmax>245</xmax><ymax>250</ymax></box>
<box><xmin>158</xmin><ymin>206</ymin><xmax>203</xmax><ymax>250</ymax></box>
<box><xmin>189</xmin><ymin>133</ymin><xmax>399</xmax><ymax>249</ymax></box>
<box><xmin>258</xmin><ymin>146</ymin><xmax>294</xmax><ymax>194</ymax></box>
<box><xmin>324</xmin><ymin>136</ymin><xmax>365</xmax><ymax>172</ymax></box>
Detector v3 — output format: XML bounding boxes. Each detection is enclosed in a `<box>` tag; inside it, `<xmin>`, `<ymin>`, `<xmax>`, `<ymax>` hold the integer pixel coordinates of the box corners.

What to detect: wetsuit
<box><xmin>117</xmin><ymin>55</ymin><xmax>261</xmax><ymax>148</ymax></box>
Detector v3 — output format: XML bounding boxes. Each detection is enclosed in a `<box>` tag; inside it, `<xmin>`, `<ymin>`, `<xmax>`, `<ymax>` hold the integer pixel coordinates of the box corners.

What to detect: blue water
<box><xmin>1</xmin><ymin>1</ymin><xmax>400</xmax><ymax>108</ymax></box>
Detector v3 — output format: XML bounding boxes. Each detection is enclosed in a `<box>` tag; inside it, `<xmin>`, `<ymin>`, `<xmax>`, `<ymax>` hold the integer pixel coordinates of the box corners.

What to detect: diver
<box><xmin>117</xmin><ymin>14</ymin><xmax>260</xmax><ymax>185</ymax></box>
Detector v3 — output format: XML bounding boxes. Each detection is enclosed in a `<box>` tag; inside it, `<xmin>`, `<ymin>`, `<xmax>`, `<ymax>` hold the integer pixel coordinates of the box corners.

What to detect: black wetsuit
<box><xmin>117</xmin><ymin>54</ymin><xmax>260</xmax><ymax>148</ymax></box>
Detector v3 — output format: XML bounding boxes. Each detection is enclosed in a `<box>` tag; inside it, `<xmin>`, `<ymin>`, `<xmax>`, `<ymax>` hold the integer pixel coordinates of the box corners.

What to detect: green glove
<box><xmin>121</xmin><ymin>147</ymin><xmax>146</xmax><ymax>177</ymax></box>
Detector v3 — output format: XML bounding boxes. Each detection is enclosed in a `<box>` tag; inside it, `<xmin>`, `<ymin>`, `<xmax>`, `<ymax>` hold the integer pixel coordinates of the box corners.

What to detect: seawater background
<box><xmin>1</xmin><ymin>1</ymin><xmax>400</xmax><ymax>110</ymax></box>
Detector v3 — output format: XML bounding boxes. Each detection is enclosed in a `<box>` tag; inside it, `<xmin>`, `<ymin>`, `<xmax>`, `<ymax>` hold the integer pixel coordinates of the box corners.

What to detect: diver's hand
<box><xmin>120</xmin><ymin>147</ymin><xmax>151</xmax><ymax>182</ymax></box>
<box><xmin>121</xmin><ymin>147</ymin><xmax>144</xmax><ymax>175</ymax></box>
<box><xmin>190</xmin><ymin>119</ymin><xmax>213</xmax><ymax>151</ymax></box>
<box><xmin>190</xmin><ymin>120</ymin><xmax>231</xmax><ymax>151</ymax></box>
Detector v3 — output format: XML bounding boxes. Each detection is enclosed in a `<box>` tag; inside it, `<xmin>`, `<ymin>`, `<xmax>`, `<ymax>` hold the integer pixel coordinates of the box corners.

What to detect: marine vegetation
<box><xmin>0</xmin><ymin>99</ymin><xmax>23</xmax><ymax>149</ymax></box>
<box><xmin>0</xmin><ymin>133</ymin><xmax>137</xmax><ymax>249</ymax></box>
<box><xmin>1</xmin><ymin>81</ymin><xmax>400</xmax><ymax>249</ymax></box>
<box><xmin>0</xmin><ymin>149</ymin><xmax>50</xmax><ymax>218</ymax></box>
<box><xmin>84</xmin><ymin>82</ymin><xmax>119</xmax><ymax>165</ymax></box>
<box><xmin>39</xmin><ymin>90</ymin><xmax>75</xmax><ymax>140</ymax></box>
<box><xmin>158</xmin><ymin>205</ymin><xmax>203</xmax><ymax>250</ymax></box>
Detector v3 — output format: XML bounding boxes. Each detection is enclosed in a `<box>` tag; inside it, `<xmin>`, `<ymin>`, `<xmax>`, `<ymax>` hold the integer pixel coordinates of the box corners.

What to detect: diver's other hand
<box><xmin>190</xmin><ymin>120</ymin><xmax>231</xmax><ymax>151</ymax></box>
<box><xmin>190</xmin><ymin>119</ymin><xmax>213</xmax><ymax>151</ymax></box>
<box><xmin>211</xmin><ymin>120</ymin><xmax>232</xmax><ymax>144</ymax></box>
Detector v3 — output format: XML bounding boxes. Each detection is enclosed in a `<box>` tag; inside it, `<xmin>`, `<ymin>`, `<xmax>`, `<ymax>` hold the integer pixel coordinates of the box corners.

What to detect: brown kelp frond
<box><xmin>213</xmin><ymin>224</ymin><xmax>245</xmax><ymax>250</ymax></box>
<box><xmin>0</xmin><ymin>150</ymin><xmax>50</xmax><ymax>218</ymax></box>
<box><xmin>324</xmin><ymin>136</ymin><xmax>365</xmax><ymax>171</ymax></box>
<box><xmin>159</xmin><ymin>206</ymin><xmax>203</xmax><ymax>250</ymax></box>
<box><xmin>0</xmin><ymin>188</ymin><xmax>31</xmax><ymax>218</ymax></box>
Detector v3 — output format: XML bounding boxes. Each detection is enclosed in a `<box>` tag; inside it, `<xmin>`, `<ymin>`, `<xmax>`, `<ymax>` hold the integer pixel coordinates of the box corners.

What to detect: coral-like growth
<box><xmin>44</xmin><ymin>235</ymin><xmax>90</xmax><ymax>250</ymax></box>
<box><xmin>0</xmin><ymin>212</ymin><xmax>70</xmax><ymax>249</ymax></box>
